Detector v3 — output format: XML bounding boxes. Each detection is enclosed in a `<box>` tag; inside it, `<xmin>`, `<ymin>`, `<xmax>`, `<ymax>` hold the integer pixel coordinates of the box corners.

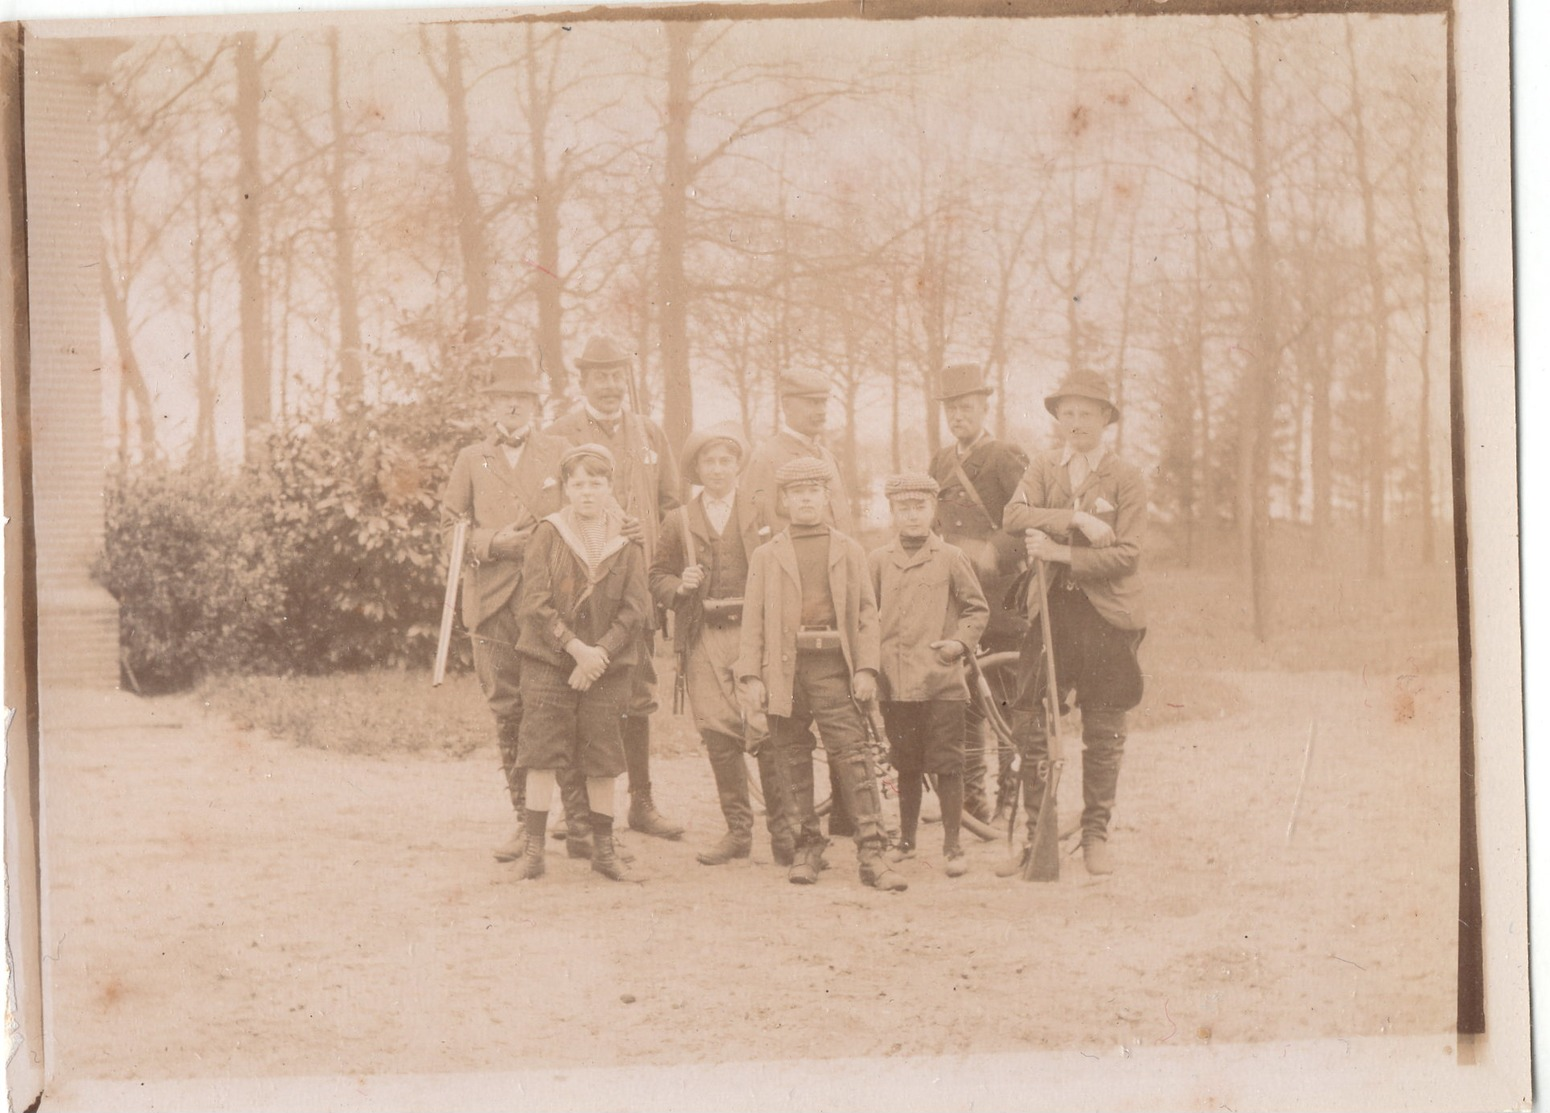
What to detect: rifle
<box><xmin>672</xmin><ymin>511</ymin><xmax>697</xmax><ymax>715</ymax></box>
<box><xmin>1022</xmin><ymin>557</ymin><xmax>1064</xmax><ymax>881</ymax></box>
<box><xmin>432</xmin><ymin>518</ymin><xmax>470</xmax><ymax>687</ymax></box>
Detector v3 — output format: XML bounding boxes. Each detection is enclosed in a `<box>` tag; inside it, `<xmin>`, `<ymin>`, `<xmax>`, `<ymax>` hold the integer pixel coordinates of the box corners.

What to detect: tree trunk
<box><xmin>526</xmin><ymin>25</ymin><xmax>567</xmax><ymax>397</ymax></box>
<box><xmin>234</xmin><ymin>32</ymin><xmax>268</xmax><ymax>444</ymax></box>
<box><xmin>101</xmin><ymin>262</ymin><xmax>157</xmax><ymax>464</ymax></box>
<box><xmin>442</xmin><ymin>26</ymin><xmax>490</xmax><ymax>362</ymax></box>
<box><xmin>657</xmin><ymin>22</ymin><xmax>695</xmax><ymax>450</ymax></box>
<box><xmin>328</xmin><ymin>29</ymin><xmax>364</xmax><ymax>407</ymax></box>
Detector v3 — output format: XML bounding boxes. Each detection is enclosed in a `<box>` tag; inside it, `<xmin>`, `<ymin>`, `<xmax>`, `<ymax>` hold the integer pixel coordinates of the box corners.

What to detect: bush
<box><xmin>98</xmin><ymin>395</ymin><xmax>483</xmax><ymax>690</ymax></box>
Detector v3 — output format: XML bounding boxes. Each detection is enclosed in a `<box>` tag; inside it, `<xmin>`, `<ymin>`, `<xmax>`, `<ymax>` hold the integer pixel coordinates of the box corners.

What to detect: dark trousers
<box><xmin>703</xmin><ymin>730</ymin><xmax>795</xmax><ymax>845</ymax></box>
<box><xmin>769</xmin><ymin>650</ymin><xmax>885</xmax><ymax>854</ymax></box>
<box><xmin>472</xmin><ymin>605</ymin><xmax>524</xmax><ymax>814</ymax></box>
<box><xmin>1012</xmin><ymin>579</ymin><xmax>1144</xmax><ymax>844</ymax></box>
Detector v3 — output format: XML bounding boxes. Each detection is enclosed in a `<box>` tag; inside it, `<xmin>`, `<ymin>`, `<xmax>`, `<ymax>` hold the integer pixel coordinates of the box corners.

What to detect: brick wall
<box><xmin>24</xmin><ymin>37</ymin><xmax>123</xmax><ymax>691</ymax></box>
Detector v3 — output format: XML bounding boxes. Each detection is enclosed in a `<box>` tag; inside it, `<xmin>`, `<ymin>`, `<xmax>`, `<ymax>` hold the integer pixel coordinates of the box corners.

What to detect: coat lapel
<box><xmin>772</xmin><ymin>532</ymin><xmax>801</xmax><ymax>588</ymax></box>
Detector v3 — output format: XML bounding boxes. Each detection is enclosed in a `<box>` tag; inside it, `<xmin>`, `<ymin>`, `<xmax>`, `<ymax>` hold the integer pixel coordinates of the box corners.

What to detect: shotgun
<box><xmin>1022</xmin><ymin>558</ymin><xmax>1064</xmax><ymax>882</ymax></box>
<box><xmin>673</xmin><ymin>511</ymin><xmax>697</xmax><ymax>715</ymax></box>
<box><xmin>432</xmin><ymin>518</ymin><xmax>469</xmax><ymax>687</ymax></box>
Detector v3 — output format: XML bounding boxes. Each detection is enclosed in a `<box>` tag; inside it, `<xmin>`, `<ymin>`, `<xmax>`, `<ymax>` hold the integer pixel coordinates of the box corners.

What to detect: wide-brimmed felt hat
<box><xmin>478</xmin><ymin>355</ymin><xmax>544</xmax><ymax>396</ymax></box>
<box><xmin>560</xmin><ymin>442</ymin><xmax>616</xmax><ymax>474</ymax></box>
<box><xmin>1044</xmin><ymin>369</ymin><xmax>1119</xmax><ymax>424</ymax></box>
<box><xmin>936</xmin><ymin>363</ymin><xmax>992</xmax><ymax>402</ymax></box>
<box><xmin>775</xmin><ymin>456</ymin><xmax>834</xmax><ymax>488</ymax></box>
<box><xmin>573</xmin><ymin>334</ymin><xmax>633</xmax><ymax>371</ymax></box>
<box><xmin>681</xmin><ymin>420</ymin><xmax>749</xmax><ymax>485</ymax></box>
<box><xmin>884</xmin><ymin>473</ymin><xmax>940</xmax><ymax>500</ymax></box>
<box><xmin>778</xmin><ymin>369</ymin><xmax>831</xmax><ymax>400</ymax></box>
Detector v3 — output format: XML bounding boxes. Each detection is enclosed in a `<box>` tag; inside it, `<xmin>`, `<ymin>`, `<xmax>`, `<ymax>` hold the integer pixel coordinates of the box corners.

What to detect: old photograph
<box><xmin>3</xmin><ymin>0</ymin><xmax>1527</xmax><ymax>1108</ymax></box>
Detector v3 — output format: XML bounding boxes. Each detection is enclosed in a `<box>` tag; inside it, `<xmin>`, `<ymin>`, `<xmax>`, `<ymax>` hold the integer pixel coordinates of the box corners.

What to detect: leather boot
<box><xmin>788</xmin><ymin>841</ymin><xmax>826</xmax><ymax>885</ymax></box>
<box><xmin>589</xmin><ymin>813</ymin><xmax>634</xmax><ymax>882</ymax></box>
<box><xmin>493</xmin><ymin>715</ymin><xmax>528</xmax><ymax>862</ymax></box>
<box><xmin>551</xmin><ymin>767</ymin><xmax>592</xmax><ymax>849</ymax></box>
<box><xmin>624</xmin><ymin>717</ymin><xmax>684</xmax><ymax>839</ymax></box>
<box><xmin>961</xmin><ymin>711</ymin><xmax>992</xmax><ymax>824</ymax></box>
<box><xmin>1081</xmin><ymin>708</ymin><xmax>1126</xmax><ymax>860</ymax></box>
<box><xmin>858</xmin><ymin>843</ymin><xmax>908</xmax><ymax>891</ymax></box>
<box><xmin>698</xmin><ymin>732</ymin><xmax>754</xmax><ymax>865</ymax></box>
<box><xmin>515</xmin><ymin>810</ymin><xmax>547</xmax><ymax>881</ymax></box>
<box><xmin>755</xmin><ymin>745</ymin><xmax>797</xmax><ymax>865</ymax></box>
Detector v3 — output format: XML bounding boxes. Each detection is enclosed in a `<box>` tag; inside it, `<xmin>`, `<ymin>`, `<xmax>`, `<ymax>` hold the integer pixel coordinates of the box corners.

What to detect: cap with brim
<box><xmin>935</xmin><ymin>363</ymin><xmax>992</xmax><ymax>402</ymax></box>
<box><xmin>884</xmin><ymin>474</ymin><xmax>940</xmax><ymax>500</ymax></box>
<box><xmin>479</xmin><ymin>355</ymin><xmax>544</xmax><ymax>396</ymax></box>
<box><xmin>778</xmin><ymin>369</ymin><xmax>831</xmax><ymax>399</ymax></box>
<box><xmin>573</xmin><ymin>334</ymin><xmax>632</xmax><ymax>371</ymax></box>
<box><xmin>560</xmin><ymin>442</ymin><xmax>616</xmax><ymax>473</ymax></box>
<box><xmin>681</xmin><ymin>420</ymin><xmax>749</xmax><ymax>485</ymax></box>
<box><xmin>775</xmin><ymin>456</ymin><xmax>835</xmax><ymax>488</ymax></box>
<box><xmin>1044</xmin><ymin>370</ymin><xmax>1119</xmax><ymax>425</ymax></box>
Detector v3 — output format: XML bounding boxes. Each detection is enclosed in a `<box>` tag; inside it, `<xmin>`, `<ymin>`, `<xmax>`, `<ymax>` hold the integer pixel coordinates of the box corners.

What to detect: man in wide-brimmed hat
<box><xmin>928</xmin><ymin>362</ymin><xmax>1031</xmax><ymax>825</ymax></box>
<box><xmin>1000</xmin><ymin>369</ymin><xmax>1148</xmax><ymax>878</ymax></box>
<box><xmin>651</xmin><ymin>421</ymin><xmax>797</xmax><ymax>868</ymax></box>
<box><xmin>440</xmin><ymin>356</ymin><xmax>570</xmax><ymax>863</ymax></box>
<box><xmin>546</xmin><ymin>334</ymin><xmax>685</xmax><ymax>842</ymax></box>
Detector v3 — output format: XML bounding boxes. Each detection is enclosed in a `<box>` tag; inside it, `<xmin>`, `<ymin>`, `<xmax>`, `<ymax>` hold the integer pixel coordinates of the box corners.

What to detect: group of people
<box><xmin>440</xmin><ymin>334</ymin><xmax>1147</xmax><ymax>890</ymax></box>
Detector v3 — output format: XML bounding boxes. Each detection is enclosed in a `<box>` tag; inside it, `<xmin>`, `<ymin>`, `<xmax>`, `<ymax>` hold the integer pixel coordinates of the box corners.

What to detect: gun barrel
<box><xmin>432</xmin><ymin>519</ymin><xmax>469</xmax><ymax>687</ymax></box>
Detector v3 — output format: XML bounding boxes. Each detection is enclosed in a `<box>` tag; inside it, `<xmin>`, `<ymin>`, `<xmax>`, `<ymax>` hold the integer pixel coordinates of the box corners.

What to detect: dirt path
<box><xmin>37</xmin><ymin>667</ymin><xmax>1459</xmax><ymax>1094</ymax></box>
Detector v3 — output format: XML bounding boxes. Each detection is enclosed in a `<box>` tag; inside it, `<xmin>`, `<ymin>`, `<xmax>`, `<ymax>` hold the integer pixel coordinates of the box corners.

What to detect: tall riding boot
<box><xmin>774</xmin><ymin>724</ymin><xmax>823</xmax><ymax>858</ymax></box>
<box><xmin>493</xmin><ymin>714</ymin><xmax>528</xmax><ymax>862</ymax></box>
<box><xmin>698</xmin><ymin>732</ymin><xmax>754</xmax><ymax>864</ymax></box>
<box><xmin>996</xmin><ymin>708</ymin><xmax>1048</xmax><ymax>877</ymax></box>
<box><xmin>515</xmin><ymin>809</ymin><xmax>547</xmax><ymax>881</ymax></box>
<box><xmin>590</xmin><ymin>812</ymin><xmax>635</xmax><ymax>881</ymax></box>
<box><xmin>625</xmin><ymin>716</ymin><xmax>684</xmax><ymax>839</ymax></box>
<box><xmin>829</xmin><ymin>748</ymin><xmax>904</xmax><ymax>890</ymax></box>
<box><xmin>755</xmin><ymin>745</ymin><xmax>797</xmax><ymax>865</ymax></box>
<box><xmin>826</xmin><ymin>759</ymin><xmax>856</xmax><ymax>838</ymax></box>
<box><xmin>961</xmin><ymin>707</ymin><xmax>991</xmax><ymax>824</ymax></box>
<box><xmin>1080</xmin><ymin>708</ymin><xmax>1126</xmax><ymax>875</ymax></box>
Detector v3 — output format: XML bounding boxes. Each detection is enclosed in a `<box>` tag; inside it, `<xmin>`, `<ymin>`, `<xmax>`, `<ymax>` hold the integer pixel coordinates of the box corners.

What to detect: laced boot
<box><xmin>994</xmin><ymin>845</ymin><xmax>1031</xmax><ymax>878</ymax></box>
<box><xmin>788</xmin><ymin>842</ymin><xmax>826</xmax><ymax>885</ymax></box>
<box><xmin>624</xmin><ymin>718</ymin><xmax>684</xmax><ymax>839</ymax></box>
<box><xmin>589</xmin><ymin>814</ymin><xmax>635</xmax><ymax>881</ymax></box>
<box><xmin>697</xmin><ymin>832</ymin><xmax>753</xmax><ymax>865</ymax></box>
<box><xmin>944</xmin><ymin>842</ymin><xmax>969</xmax><ymax>878</ymax></box>
<box><xmin>858</xmin><ymin>844</ymin><xmax>908</xmax><ymax>892</ymax></box>
<box><xmin>515</xmin><ymin>810</ymin><xmax>547</xmax><ymax>881</ymax></box>
<box><xmin>493</xmin><ymin>716</ymin><xmax>527</xmax><ymax>862</ymax></box>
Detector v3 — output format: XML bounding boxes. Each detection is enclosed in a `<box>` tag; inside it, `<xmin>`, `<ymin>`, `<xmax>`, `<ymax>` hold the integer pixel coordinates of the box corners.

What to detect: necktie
<box><xmin>496</xmin><ymin>425</ymin><xmax>528</xmax><ymax>450</ymax></box>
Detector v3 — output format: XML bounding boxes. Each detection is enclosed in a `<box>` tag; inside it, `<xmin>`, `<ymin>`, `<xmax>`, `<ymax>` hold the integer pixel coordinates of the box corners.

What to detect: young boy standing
<box><xmin>1000</xmin><ymin>370</ymin><xmax>1147</xmax><ymax>877</ymax></box>
<box><xmin>512</xmin><ymin>443</ymin><xmax>652</xmax><ymax>883</ymax></box>
<box><xmin>736</xmin><ymin>457</ymin><xmax>907</xmax><ymax>891</ymax></box>
<box><xmin>651</xmin><ymin>421</ymin><xmax>796</xmax><ymax>867</ymax></box>
<box><xmin>868</xmin><ymin>475</ymin><xmax>989</xmax><ymax>877</ymax></box>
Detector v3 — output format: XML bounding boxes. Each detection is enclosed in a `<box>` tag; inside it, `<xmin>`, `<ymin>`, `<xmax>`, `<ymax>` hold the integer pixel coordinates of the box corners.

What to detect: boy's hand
<box><xmin>567</xmin><ymin>641</ymin><xmax>610</xmax><ymax>681</ymax></box>
<box><xmin>851</xmin><ymin>670</ymin><xmax>878</xmax><ymax>703</ymax></box>
<box><xmin>1073</xmin><ymin>511</ymin><xmax>1116</xmax><ymax>547</ymax></box>
<box><xmin>567</xmin><ymin>663</ymin><xmax>597</xmax><ymax>691</ymax></box>
<box><xmin>930</xmin><ymin>639</ymin><xmax>966</xmax><ymax>665</ymax></box>
<box><xmin>679</xmin><ymin>564</ymin><xmax>706</xmax><ymax>593</ymax></box>
<box><xmin>620</xmin><ymin>516</ymin><xmax>645</xmax><ymax>545</ymax></box>
<box><xmin>738</xmin><ymin>677</ymin><xmax>767</xmax><ymax>715</ymax></box>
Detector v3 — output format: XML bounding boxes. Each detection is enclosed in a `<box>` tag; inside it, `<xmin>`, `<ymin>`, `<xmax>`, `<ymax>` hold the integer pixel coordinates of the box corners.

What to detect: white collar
<box><xmin>781</xmin><ymin>424</ymin><xmax>822</xmax><ymax>451</ymax></box>
<box><xmin>585</xmin><ymin>402</ymin><xmax>626</xmax><ymax>427</ymax></box>
<box><xmin>1059</xmin><ymin>444</ymin><xmax>1108</xmax><ymax>471</ymax></box>
<box><xmin>956</xmin><ymin>429</ymin><xmax>989</xmax><ymax>458</ymax></box>
<box><xmin>701</xmin><ymin>490</ymin><xmax>734</xmax><ymax>508</ymax></box>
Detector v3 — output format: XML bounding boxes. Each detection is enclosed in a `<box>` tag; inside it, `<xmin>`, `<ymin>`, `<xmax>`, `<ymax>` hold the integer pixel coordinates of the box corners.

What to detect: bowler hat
<box><xmin>681</xmin><ymin>420</ymin><xmax>749</xmax><ymax>485</ymax></box>
<box><xmin>778</xmin><ymin>369</ymin><xmax>831</xmax><ymax>399</ymax></box>
<box><xmin>1044</xmin><ymin>370</ymin><xmax>1119</xmax><ymax>424</ymax></box>
<box><xmin>936</xmin><ymin>363</ymin><xmax>992</xmax><ymax>402</ymax></box>
<box><xmin>573</xmin><ymin>334</ymin><xmax>633</xmax><ymax>371</ymax></box>
<box><xmin>479</xmin><ymin>355</ymin><xmax>544</xmax><ymax>396</ymax></box>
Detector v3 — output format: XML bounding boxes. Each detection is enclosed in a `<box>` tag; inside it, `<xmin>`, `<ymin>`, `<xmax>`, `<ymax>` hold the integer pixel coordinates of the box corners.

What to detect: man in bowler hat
<box><xmin>1000</xmin><ymin>369</ymin><xmax>1147</xmax><ymax>877</ymax></box>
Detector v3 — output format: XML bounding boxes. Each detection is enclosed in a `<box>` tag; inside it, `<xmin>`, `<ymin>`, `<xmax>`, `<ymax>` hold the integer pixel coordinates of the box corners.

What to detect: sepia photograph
<box><xmin>2</xmin><ymin>0</ymin><xmax>1528</xmax><ymax>1109</ymax></box>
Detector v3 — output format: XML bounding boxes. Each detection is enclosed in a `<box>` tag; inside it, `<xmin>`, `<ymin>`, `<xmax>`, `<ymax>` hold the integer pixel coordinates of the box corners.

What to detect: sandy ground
<box><xmin>36</xmin><ymin>666</ymin><xmax>1459</xmax><ymax>1095</ymax></box>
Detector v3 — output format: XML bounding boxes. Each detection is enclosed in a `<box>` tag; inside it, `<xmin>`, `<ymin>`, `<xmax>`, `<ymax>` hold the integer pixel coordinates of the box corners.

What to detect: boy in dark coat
<box><xmin>512</xmin><ymin>443</ymin><xmax>652</xmax><ymax>882</ymax></box>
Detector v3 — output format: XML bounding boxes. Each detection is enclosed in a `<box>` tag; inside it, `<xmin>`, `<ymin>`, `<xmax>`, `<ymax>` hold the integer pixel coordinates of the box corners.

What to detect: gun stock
<box><xmin>1022</xmin><ymin>558</ymin><xmax>1064</xmax><ymax>882</ymax></box>
<box><xmin>432</xmin><ymin>519</ymin><xmax>469</xmax><ymax>687</ymax></box>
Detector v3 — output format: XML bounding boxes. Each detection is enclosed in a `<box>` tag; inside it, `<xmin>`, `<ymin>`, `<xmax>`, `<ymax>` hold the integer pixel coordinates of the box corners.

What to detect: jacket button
<box><xmin>781</xmin><ymin>654</ymin><xmax>790</xmax><ymax>662</ymax></box>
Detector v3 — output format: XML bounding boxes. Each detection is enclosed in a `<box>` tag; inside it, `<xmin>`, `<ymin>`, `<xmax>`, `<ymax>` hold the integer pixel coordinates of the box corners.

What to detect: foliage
<box><xmin>99</xmin><ymin>394</ymin><xmax>483</xmax><ymax>690</ymax></box>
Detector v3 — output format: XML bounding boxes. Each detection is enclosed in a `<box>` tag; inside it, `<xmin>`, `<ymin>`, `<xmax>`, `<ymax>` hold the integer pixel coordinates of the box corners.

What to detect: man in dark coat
<box><xmin>928</xmin><ymin>363</ymin><xmax>1030</xmax><ymax>824</ymax></box>
<box><xmin>439</xmin><ymin>356</ymin><xmax>569</xmax><ymax>861</ymax></box>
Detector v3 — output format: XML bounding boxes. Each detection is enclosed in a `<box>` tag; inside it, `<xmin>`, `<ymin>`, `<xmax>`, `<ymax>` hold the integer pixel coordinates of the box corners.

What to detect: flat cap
<box><xmin>775</xmin><ymin>456</ymin><xmax>835</xmax><ymax>488</ymax></box>
<box><xmin>681</xmin><ymin>420</ymin><xmax>749</xmax><ymax>485</ymax></box>
<box><xmin>560</xmin><ymin>441</ymin><xmax>616</xmax><ymax>472</ymax></box>
<box><xmin>778</xmin><ymin>369</ymin><xmax>831</xmax><ymax>399</ymax></box>
<box><xmin>884</xmin><ymin>473</ymin><xmax>940</xmax><ymax>500</ymax></box>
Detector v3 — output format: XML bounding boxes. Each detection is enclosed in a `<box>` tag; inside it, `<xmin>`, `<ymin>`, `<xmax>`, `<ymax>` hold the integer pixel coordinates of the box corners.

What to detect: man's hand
<box><xmin>738</xmin><ymin>677</ymin><xmax>767</xmax><ymax>716</ymax></box>
<box><xmin>489</xmin><ymin>523</ymin><xmax>532</xmax><ymax>560</ymax></box>
<box><xmin>851</xmin><ymin>670</ymin><xmax>878</xmax><ymax>704</ymax></box>
<box><xmin>1073</xmin><ymin>511</ymin><xmax>1116</xmax><ymax>548</ymax></box>
<box><xmin>1025</xmin><ymin>529</ymin><xmax>1070</xmax><ymax>564</ymax></box>
<box><xmin>621</xmin><ymin>516</ymin><xmax>645</xmax><ymax>545</ymax></box>
<box><xmin>679</xmin><ymin>564</ymin><xmax>706</xmax><ymax>593</ymax></box>
<box><xmin>930</xmin><ymin>639</ymin><xmax>966</xmax><ymax>665</ymax></box>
